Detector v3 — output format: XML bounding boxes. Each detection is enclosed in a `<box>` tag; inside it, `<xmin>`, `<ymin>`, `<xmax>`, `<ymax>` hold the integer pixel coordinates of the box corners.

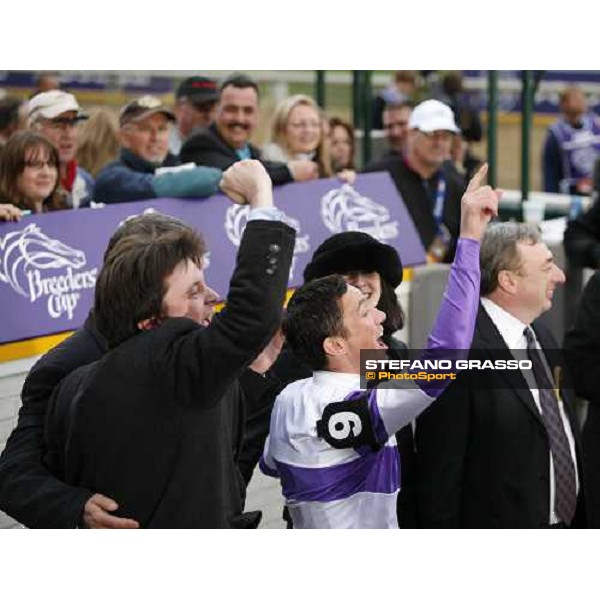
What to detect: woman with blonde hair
<box><xmin>77</xmin><ymin>107</ymin><xmax>120</xmax><ymax>178</ymax></box>
<box><xmin>0</xmin><ymin>131</ymin><xmax>64</xmax><ymax>216</ymax></box>
<box><xmin>263</xmin><ymin>94</ymin><xmax>333</xmax><ymax>178</ymax></box>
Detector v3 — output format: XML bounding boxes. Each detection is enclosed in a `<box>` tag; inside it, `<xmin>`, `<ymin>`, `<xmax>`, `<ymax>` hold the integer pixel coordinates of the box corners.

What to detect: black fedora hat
<box><xmin>303</xmin><ymin>231</ymin><xmax>403</xmax><ymax>288</ymax></box>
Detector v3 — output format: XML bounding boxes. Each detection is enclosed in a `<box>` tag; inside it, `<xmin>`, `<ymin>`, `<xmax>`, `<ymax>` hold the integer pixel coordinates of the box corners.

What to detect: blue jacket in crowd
<box><xmin>94</xmin><ymin>148</ymin><xmax>222</xmax><ymax>204</ymax></box>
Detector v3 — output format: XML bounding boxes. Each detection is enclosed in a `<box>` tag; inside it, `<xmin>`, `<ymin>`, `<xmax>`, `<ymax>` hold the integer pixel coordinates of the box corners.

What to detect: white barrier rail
<box><xmin>499</xmin><ymin>190</ymin><xmax>592</xmax><ymax>214</ymax></box>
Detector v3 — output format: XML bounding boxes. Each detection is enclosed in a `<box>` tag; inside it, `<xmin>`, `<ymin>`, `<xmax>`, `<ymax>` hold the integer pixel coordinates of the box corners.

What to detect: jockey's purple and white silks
<box><xmin>260</xmin><ymin>238</ymin><xmax>481</xmax><ymax>528</ymax></box>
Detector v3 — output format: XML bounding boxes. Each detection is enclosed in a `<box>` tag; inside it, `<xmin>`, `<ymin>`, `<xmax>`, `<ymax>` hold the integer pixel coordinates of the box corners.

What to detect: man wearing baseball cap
<box><xmin>181</xmin><ymin>74</ymin><xmax>318</xmax><ymax>186</ymax></box>
<box><xmin>364</xmin><ymin>99</ymin><xmax>466</xmax><ymax>263</ymax></box>
<box><xmin>28</xmin><ymin>90</ymin><xmax>95</xmax><ymax>209</ymax></box>
<box><xmin>170</xmin><ymin>76</ymin><xmax>219</xmax><ymax>156</ymax></box>
<box><xmin>94</xmin><ymin>95</ymin><xmax>222</xmax><ymax>204</ymax></box>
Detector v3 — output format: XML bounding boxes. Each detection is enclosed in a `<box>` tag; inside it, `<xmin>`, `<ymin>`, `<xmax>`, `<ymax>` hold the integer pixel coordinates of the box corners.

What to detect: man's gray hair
<box><xmin>480</xmin><ymin>222</ymin><xmax>542</xmax><ymax>296</ymax></box>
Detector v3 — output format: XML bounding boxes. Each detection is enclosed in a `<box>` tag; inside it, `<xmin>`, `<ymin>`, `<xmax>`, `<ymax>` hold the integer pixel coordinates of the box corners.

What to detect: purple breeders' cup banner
<box><xmin>0</xmin><ymin>173</ymin><xmax>425</xmax><ymax>345</ymax></box>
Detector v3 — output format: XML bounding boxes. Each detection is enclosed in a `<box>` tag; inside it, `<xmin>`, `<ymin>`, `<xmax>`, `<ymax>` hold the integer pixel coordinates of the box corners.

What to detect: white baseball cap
<box><xmin>408</xmin><ymin>99</ymin><xmax>459</xmax><ymax>134</ymax></box>
<box><xmin>27</xmin><ymin>90</ymin><xmax>87</xmax><ymax>126</ymax></box>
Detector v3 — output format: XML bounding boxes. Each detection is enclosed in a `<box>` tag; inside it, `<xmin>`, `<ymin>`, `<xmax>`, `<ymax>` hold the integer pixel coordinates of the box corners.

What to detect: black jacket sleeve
<box><xmin>415</xmin><ymin>381</ymin><xmax>470</xmax><ymax>528</ymax></box>
<box><xmin>270</xmin><ymin>344</ymin><xmax>312</xmax><ymax>388</ymax></box>
<box><xmin>0</xmin><ymin>364</ymin><xmax>93</xmax><ymax>528</ymax></box>
<box><xmin>564</xmin><ymin>198</ymin><xmax>600</xmax><ymax>269</ymax></box>
<box><xmin>0</xmin><ymin>323</ymin><xmax>104</xmax><ymax>528</ymax></box>
<box><xmin>259</xmin><ymin>160</ymin><xmax>293</xmax><ymax>186</ymax></box>
<box><xmin>157</xmin><ymin>220</ymin><xmax>295</xmax><ymax>411</ymax></box>
<box><xmin>180</xmin><ymin>127</ymin><xmax>293</xmax><ymax>187</ymax></box>
<box><xmin>180</xmin><ymin>138</ymin><xmax>237</xmax><ymax>172</ymax></box>
<box><xmin>237</xmin><ymin>369</ymin><xmax>283</xmax><ymax>485</ymax></box>
<box><xmin>564</xmin><ymin>271</ymin><xmax>600</xmax><ymax>402</ymax></box>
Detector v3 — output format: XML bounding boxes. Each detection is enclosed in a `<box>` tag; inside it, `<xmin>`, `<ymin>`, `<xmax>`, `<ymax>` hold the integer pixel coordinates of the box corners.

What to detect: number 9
<box><xmin>328</xmin><ymin>412</ymin><xmax>363</xmax><ymax>441</ymax></box>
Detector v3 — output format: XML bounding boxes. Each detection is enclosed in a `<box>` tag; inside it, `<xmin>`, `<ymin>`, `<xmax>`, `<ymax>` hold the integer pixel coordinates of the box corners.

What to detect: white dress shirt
<box><xmin>481</xmin><ymin>298</ymin><xmax>579</xmax><ymax>525</ymax></box>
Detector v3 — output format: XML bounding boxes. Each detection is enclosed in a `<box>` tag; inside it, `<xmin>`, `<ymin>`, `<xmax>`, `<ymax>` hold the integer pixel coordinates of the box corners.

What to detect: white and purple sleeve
<box><xmin>424</xmin><ymin>238</ymin><xmax>480</xmax><ymax>353</ymax></box>
<box><xmin>259</xmin><ymin>435</ymin><xmax>280</xmax><ymax>479</ymax></box>
<box><xmin>417</xmin><ymin>238</ymin><xmax>480</xmax><ymax>397</ymax></box>
<box><xmin>371</xmin><ymin>238</ymin><xmax>481</xmax><ymax>436</ymax></box>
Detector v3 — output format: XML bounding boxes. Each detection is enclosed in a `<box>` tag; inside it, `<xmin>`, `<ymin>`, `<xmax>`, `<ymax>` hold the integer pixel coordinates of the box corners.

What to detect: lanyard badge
<box><xmin>427</xmin><ymin>176</ymin><xmax>451</xmax><ymax>263</ymax></box>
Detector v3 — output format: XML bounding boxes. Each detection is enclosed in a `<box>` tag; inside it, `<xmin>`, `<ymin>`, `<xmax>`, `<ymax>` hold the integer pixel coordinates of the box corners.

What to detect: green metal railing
<box><xmin>487</xmin><ymin>71</ymin><xmax>499</xmax><ymax>188</ymax></box>
<box><xmin>521</xmin><ymin>71</ymin><xmax>536</xmax><ymax>201</ymax></box>
<box><xmin>318</xmin><ymin>70</ymin><xmax>544</xmax><ymax>200</ymax></box>
<box><xmin>315</xmin><ymin>71</ymin><xmax>326</xmax><ymax>109</ymax></box>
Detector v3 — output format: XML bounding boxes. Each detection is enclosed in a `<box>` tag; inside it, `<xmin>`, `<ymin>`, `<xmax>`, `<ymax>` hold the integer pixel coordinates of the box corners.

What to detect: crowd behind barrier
<box><xmin>0</xmin><ymin>174</ymin><xmax>425</xmax><ymax>347</ymax></box>
<box><xmin>1</xmin><ymin>71</ymin><xmax>600</xmax><ymax>529</ymax></box>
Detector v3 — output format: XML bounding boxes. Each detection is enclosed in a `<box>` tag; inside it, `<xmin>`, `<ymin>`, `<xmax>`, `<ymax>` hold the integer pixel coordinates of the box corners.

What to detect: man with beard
<box><xmin>181</xmin><ymin>74</ymin><xmax>317</xmax><ymax>186</ymax></box>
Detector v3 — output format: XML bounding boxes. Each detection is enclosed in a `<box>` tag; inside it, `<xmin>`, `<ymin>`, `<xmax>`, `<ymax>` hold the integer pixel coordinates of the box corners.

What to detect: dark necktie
<box><xmin>524</xmin><ymin>327</ymin><xmax>577</xmax><ymax>525</ymax></box>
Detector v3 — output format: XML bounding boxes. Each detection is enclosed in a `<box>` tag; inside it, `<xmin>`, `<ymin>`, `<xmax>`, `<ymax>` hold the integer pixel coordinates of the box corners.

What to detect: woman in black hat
<box><xmin>275</xmin><ymin>231</ymin><xmax>406</xmax><ymax>384</ymax></box>
<box><xmin>303</xmin><ymin>231</ymin><xmax>404</xmax><ymax>346</ymax></box>
<box><xmin>272</xmin><ymin>231</ymin><xmax>418</xmax><ymax>528</ymax></box>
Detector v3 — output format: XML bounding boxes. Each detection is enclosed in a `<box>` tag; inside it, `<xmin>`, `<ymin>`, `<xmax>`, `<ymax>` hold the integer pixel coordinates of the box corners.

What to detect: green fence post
<box><xmin>352</xmin><ymin>71</ymin><xmax>363</xmax><ymax>130</ymax></box>
<box><xmin>487</xmin><ymin>70</ymin><xmax>499</xmax><ymax>188</ymax></box>
<box><xmin>315</xmin><ymin>71</ymin><xmax>326</xmax><ymax>109</ymax></box>
<box><xmin>521</xmin><ymin>70</ymin><xmax>535</xmax><ymax>202</ymax></box>
<box><xmin>362</xmin><ymin>70</ymin><xmax>373</xmax><ymax>166</ymax></box>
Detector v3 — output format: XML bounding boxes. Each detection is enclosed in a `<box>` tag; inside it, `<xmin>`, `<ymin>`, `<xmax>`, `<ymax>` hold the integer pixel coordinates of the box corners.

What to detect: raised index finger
<box><xmin>465</xmin><ymin>163</ymin><xmax>489</xmax><ymax>194</ymax></box>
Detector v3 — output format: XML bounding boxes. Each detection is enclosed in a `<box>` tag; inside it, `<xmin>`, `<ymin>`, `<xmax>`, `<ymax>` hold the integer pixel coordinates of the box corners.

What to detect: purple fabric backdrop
<box><xmin>0</xmin><ymin>173</ymin><xmax>425</xmax><ymax>344</ymax></box>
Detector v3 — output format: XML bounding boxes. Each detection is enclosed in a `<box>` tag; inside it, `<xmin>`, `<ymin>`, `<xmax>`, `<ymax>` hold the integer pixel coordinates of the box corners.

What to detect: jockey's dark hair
<box><xmin>283</xmin><ymin>275</ymin><xmax>348</xmax><ymax>371</ymax></box>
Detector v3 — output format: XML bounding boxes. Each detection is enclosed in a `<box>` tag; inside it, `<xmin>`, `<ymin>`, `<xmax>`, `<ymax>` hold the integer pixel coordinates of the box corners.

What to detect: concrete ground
<box><xmin>245</xmin><ymin>468</ymin><xmax>286</xmax><ymax>529</ymax></box>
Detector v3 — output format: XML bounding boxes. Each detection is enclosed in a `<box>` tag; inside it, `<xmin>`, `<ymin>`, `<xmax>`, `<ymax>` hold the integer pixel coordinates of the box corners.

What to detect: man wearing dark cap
<box><xmin>94</xmin><ymin>95</ymin><xmax>222</xmax><ymax>204</ymax></box>
<box><xmin>180</xmin><ymin>74</ymin><xmax>318</xmax><ymax>186</ymax></box>
<box><xmin>28</xmin><ymin>90</ymin><xmax>95</xmax><ymax>208</ymax></box>
<box><xmin>170</xmin><ymin>76</ymin><xmax>218</xmax><ymax>156</ymax></box>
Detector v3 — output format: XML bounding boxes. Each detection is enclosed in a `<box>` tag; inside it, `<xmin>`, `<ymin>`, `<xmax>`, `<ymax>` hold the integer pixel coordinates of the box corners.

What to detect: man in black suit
<box><xmin>0</xmin><ymin>210</ymin><xmax>284</xmax><ymax>528</ymax></box>
<box><xmin>0</xmin><ymin>215</ymin><xmax>186</xmax><ymax>529</ymax></box>
<box><xmin>416</xmin><ymin>222</ymin><xmax>586</xmax><ymax>528</ymax></box>
<box><xmin>564</xmin><ymin>271</ymin><xmax>600</xmax><ymax>527</ymax></box>
<box><xmin>41</xmin><ymin>160</ymin><xmax>294</xmax><ymax>528</ymax></box>
<box><xmin>180</xmin><ymin>74</ymin><xmax>317</xmax><ymax>186</ymax></box>
<box><xmin>0</xmin><ymin>161</ymin><xmax>294</xmax><ymax>528</ymax></box>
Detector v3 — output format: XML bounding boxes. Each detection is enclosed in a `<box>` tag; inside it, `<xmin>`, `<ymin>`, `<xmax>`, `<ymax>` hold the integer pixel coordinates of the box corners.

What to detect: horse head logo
<box><xmin>224</xmin><ymin>204</ymin><xmax>310</xmax><ymax>280</ymax></box>
<box><xmin>224</xmin><ymin>205</ymin><xmax>307</xmax><ymax>248</ymax></box>
<box><xmin>0</xmin><ymin>224</ymin><xmax>86</xmax><ymax>297</ymax></box>
<box><xmin>225</xmin><ymin>205</ymin><xmax>251</xmax><ymax>248</ymax></box>
<box><xmin>320</xmin><ymin>184</ymin><xmax>397</xmax><ymax>241</ymax></box>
